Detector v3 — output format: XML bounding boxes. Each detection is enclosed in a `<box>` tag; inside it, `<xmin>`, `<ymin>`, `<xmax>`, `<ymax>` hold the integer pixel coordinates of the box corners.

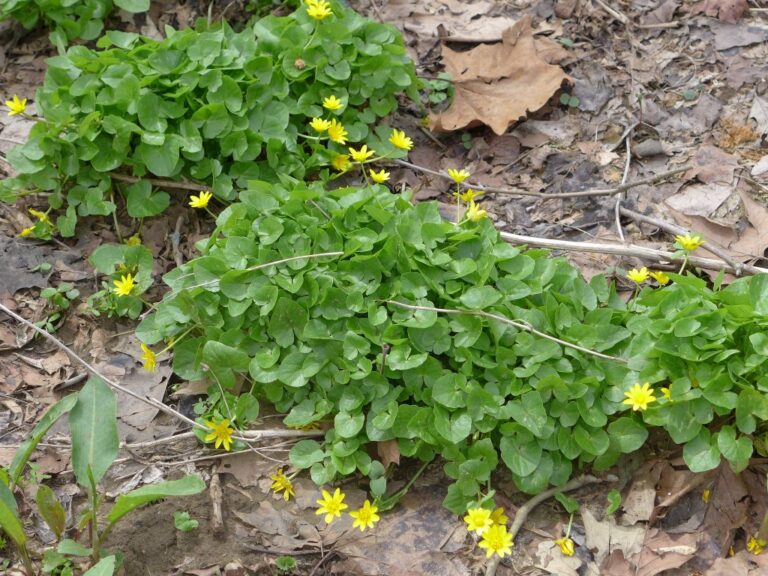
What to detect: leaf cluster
<box><xmin>1</xmin><ymin>2</ymin><xmax>417</xmax><ymax>236</ymax></box>
<box><xmin>0</xmin><ymin>0</ymin><xmax>147</xmax><ymax>50</ymax></box>
<box><xmin>136</xmin><ymin>182</ymin><xmax>646</xmax><ymax>513</ymax></box>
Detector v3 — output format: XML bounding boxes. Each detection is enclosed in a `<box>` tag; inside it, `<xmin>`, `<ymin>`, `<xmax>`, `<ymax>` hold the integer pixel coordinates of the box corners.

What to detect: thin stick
<box><xmin>110</xmin><ymin>172</ymin><xmax>208</xmax><ymax>192</ymax></box>
<box><xmin>614</xmin><ymin>132</ymin><xmax>632</xmax><ymax>243</ymax></box>
<box><xmin>383</xmin><ymin>300</ymin><xmax>625</xmax><ymax>363</ymax></box>
<box><xmin>593</xmin><ymin>0</ymin><xmax>629</xmax><ymax>23</ymax></box>
<box><xmin>618</xmin><ymin>206</ymin><xmax>743</xmax><ymax>274</ymax></box>
<box><xmin>395</xmin><ymin>159</ymin><xmax>687</xmax><ymax>199</ymax></box>
<box><xmin>499</xmin><ymin>232</ymin><xmax>768</xmax><ymax>275</ymax></box>
<box><xmin>0</xmin><ymin>303</ymin><xmax>322</xmax><ymax>445</ymax></box>
<box><xmin>210</xmin><ymin>464</ymin><xmax>224</xmax><ymax>536</ymax></box>
<box><xmin>178</xmin><ymin>251</ymin><xmax>344</xmax><ymax>292</ymax></box>
<box><xmin>485</xmin><ymin>475</ymin><xmax>610</xmax><ymax>576</ymax></box>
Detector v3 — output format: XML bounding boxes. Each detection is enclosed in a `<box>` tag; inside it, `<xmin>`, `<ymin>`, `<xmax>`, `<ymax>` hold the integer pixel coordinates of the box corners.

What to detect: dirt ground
<box><xmin>2</xmin><ymin>0</ymin><xmax>768</xmax><ymax>574</ymax></box>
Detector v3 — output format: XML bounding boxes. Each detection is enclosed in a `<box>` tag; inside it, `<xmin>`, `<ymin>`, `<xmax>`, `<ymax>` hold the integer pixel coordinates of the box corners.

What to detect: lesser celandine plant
<box><xmin>0</xmin><ymin>0</ymin><xmax>418</xmax><ymax>237</ymax></box>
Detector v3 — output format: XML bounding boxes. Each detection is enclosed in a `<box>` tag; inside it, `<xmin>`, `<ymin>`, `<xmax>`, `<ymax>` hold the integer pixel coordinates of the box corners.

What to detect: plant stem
<box><xmin>378</xmin><ymin>458</ymin><xmax>432</xmax><ymax>511</ymax></box>
<box><xmin>18</xmin><ymin>544</ymin><xmax>36</xmax><ymax>576</ymax></box>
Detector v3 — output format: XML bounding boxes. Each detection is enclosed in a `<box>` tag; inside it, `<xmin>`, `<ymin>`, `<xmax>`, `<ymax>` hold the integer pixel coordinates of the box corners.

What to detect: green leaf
<box><xmin>114</xmin><ymin>0</ymin><xmax>150</xmax><ymax>11</ymax></box>
<box><xmin>607</xmin><ymin>417</ymin><xmax>648</xmax><ymax>453</ymax></box>
<box><xmin>290</xmin><ymin>440</ymin><xmax>325</xmax><ymax>469</ymax></box>
<box><xmin>36</xmin><ymin>485</ymin><xmax>66</xmax><ymax>539</ymax></box>
<box><xmin>202</xmin><ymin>341</ymin><xmax>250</xmax><ymax>372</ymax></box>
<box><xmin>716</xmin><ymin>425</ymin><xmax>752</xmax><ymax>473</ymax></box>
<box><xmin>606</xmin><ymin>489</ymin><xmax>621</xmax><ymax>514</ymax></box>
<box><xmin>751</xmin><ymin>273</ymin><xmax>768</xmax><ymax>315</ymax></box>
<box><xmin>10</xmin><ymin>394</ymin><xmax>77</xmax><ymax>485</ymax></box>
<box><xmin>0</xmin><ymin>482</ymin><xmax>25</xmax><ymax>547</ymax></box>
<box><xmin>69</xmin><ymin>377</ymin><xmax>119</xmax><ymax>487</ymax></box>
<box><xmin>268</xmin><ymin>298</ymin><xmax>307</xmax><ymax>347</ymax></box>
<box><xmin>82</xmin><ymin>556</ymin><xmax>116</xmax><ymax>576</ymax></box>
<box><xmin>459</xmin><ymin>286</ymin><xmax>501</xmax><ymax>308</ymax></box>
<box><xmin>173</xmin><ymin>511</ymin><xmax>199</xmax><ymax>532</ymax></box>
<box><xmin>334</xmin><ymin>412</ymin><xmax>365</xmax><ymax>438</ymax></box>
<box><xmin>106</xmin><ymin>476</ymin><xmax>206</xmax><ymax>525</ymax></box>
<box><xmin>125</xmin><ymin>180</ymin><xmax>170</xmax><ymax>218</ymax></box>
<box><xmin>57</xmin><ymin>539</ymin><xmax>92</xmax><ymax>556</ymax></box>
<box><xmin>555</xmin><ymin>492</ymin><xmax>579</xmax><ymax>514</ymax></box>
<box><xmin>683</xmin><ymin>429</ymin><xmax>721</xmax><ymax>473</ymax></box>
<box><xmin>500</xmin><ymin>434</ymin><xmax>542</xmax><ymax>477</ymax></box>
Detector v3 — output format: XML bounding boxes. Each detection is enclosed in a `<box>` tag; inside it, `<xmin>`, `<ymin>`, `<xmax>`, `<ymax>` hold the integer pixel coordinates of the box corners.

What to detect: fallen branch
<box><xmin>618</xmin><ymin>205</ymin><xmax>743</xmax><ymax>275</ymax></box>
<box><xmin>384</xmin><ymin>300</ymin><xmax>626</xmax><ymax>363</ymax></box>
<box><xmin>499</xmin><ymin>231</ymin><xmax>768</xmax><ymax>276</ymax></box>
<box><xmin>395</xmin><ymin>159</ymin><xmax>687</xmax><ymax>199</ymax></box>
<box><xmin>0</xmin><ymin>303</ymin><xmax>322</xmax><ymax>445</ymax></box>
<box><xmin>110</xmin><ymin>172</ymin><xmax>208</xmax><ymax>192</ymax></box>
<box><xmin>485</xmin><ymin>474</ymin><xmax>611</xmax><ymax>576</ymax></box>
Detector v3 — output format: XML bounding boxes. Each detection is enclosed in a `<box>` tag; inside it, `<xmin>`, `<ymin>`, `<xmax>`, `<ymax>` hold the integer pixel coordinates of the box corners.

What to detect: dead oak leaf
<box><xmin>428</xmin><ymin>16</ymin><xmax>571</xmax><ymax>136</ymax></box>
<box><xmin>691</xmin><ymin>0</ymin><xmax>748</xmax><ymax>23</ymax></box>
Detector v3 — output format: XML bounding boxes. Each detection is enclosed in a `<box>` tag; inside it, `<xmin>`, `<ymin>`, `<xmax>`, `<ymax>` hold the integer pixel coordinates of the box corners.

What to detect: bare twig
<box><xmin>0</xmin><ymin>303</ymin><xmax>324</xmax><ymax>445</ymax></box>
<box><xmin>210</xmin><ymin>464</ymin><xmax>224</xmax><ymax>536</ymax></box>
<box><xmin>384</xmin><ymin>300</ymin><xmax>626</xmax><ymax>363</ymax></box>
<box><xmin>593</xmin><ymin>0</ymin><xmax>629</xmax><ymax>23</ymax></box>
<box><xmin>499</xmin><ymin>232</ymin><xmax>768</xmax><ymax>275</ymax></box>
<box><xmin>395</xmin><ymin>159</ymin><xmax>687</xmax><ymax>199</ymax></box>
<box><xmin>618</xmin><ymin>205</ymin><xmax>743</xmax><ymax>274</ymax></box>
<box><xmin>110</xmin><ymin>172</ymin><xmax>208</xmax><ymax>192</ymax></box>
<box><xmin>177</xmin><ymin>251</ymin><xmax>345</xmax><ymax>292</ymax></box>
<box><xmin>614</xmin><ymin>131</ymin><xmax>633</xmax><ymax>243</ymax></box>
<box><xmin>485</xmin><ymin>475</ymin><xmax>611</xmax><ymax>576</ymax></box>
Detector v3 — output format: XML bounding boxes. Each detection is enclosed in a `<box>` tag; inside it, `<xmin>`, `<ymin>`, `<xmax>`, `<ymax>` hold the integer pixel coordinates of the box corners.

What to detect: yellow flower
<box><xmin>189</xmin><ymin>190</ymin><xmax>213</xmax><ymax>209</ymax></box>
<box><xmin>204</xmin><ymin>418</ymin><xmax>234</xmax><ymax>451</ymax></box>
<box><xmin>310</xmin><ymin>117</ymin><xmax>331</xmax><ymax>132</ymax></box>
<box><xmin>349</xmin><ymin>500</ymin><xmax>380</xmax><ymax>532</ymax></box>
<box><xmin>6</xmin><ymin>95</ymin><xmax>27</xmax><ymax>116</ymax></box>
<box><xmin>307</xmin><ymin>0</ymin><xmax>333</xmax><ymax>20</ymax></box>
<box><xmin>113</xmin><ymin>274</ymin><xmax>136</xmax><ymax>297</ymax></box>
<box><xmin>554</xmin><ymin>537</ymin><xmax>575</xmax><ymax>556</ymax></box>
<box><xmin>327</xmin><ymin>119</ymin><xmax>348</xmax><ymax>145</ymax></box>
<box><xmin>649</xmin><ymin>270</ymin><xmax>670</xmax><ymax>285</ymax></box>
<box><xmin>478</xmin><ymin>524</ymin><xmax>514</xmax><ymax>558</ymax></box>
<box><xmin>370</xmin><ymin>168</ymin><xmax>390</xmax><ymax>183</ymax></box>
<box><xmin>490</xmin><ymin>507</ymin><xmax>508</xmax><ymax>526</ymax></box>
<box><xmin>331</xmin><ymin>154</ymin><xmax>350</xmax><ymax>171</ymax></box>
<box><xmin>28</xmin><ymin>208</ymin><xmax>51</xmax><ymax>224</ymax></box>
<box><xmin>748</xmin><ymin>536</ymin><xmax>765</xmax><ymax>555</ymax></box>
<box><xmin>315</xmin><ymin>488</ymin><xmax>348</xmax><ymax>524</ymax></box>
<box><xmin>388</xmin><ymin>128</ymin><xmax>413</xmax><ymax>151</ymax></box>
<box><xmin>466</xmin><ymin>200</ymin><xmax>487</xmax><ymax>222</ymax></box>
<box><xmin>675</xmin><ymin>234</ymin><xmax>704</xmax><ymax>252</ymax></box>
<box><xmin>622</xmin><ymin>382</ymin><xmax>657</xmax><ymax>412</ymax></box>
<box><xmin>464</xmin><ymin>507</ymin><xmax>493</xmax><ymax>535</ymax></box>
<box><xmin>140</xmin><ymin>343</ymin><xmax>156</xmax><ymax>372</ymax></box>
<box><xmin>322</xmin><ymin>94</ymin><xmax>343</xmax><ymax>111</ymax></box>
<box><xmin>125</xmin><ymin>234</ymin><xmax>141</xmax><ymax>246</ymax></box>
<box><xmin>626</xmin><ymin>267</ymin><xmax>649</xmax><ymax>284</ymax></box>
<box><xmin>18</xmin><ymin>226</ymin><xmax>34</xmax><ymax>237</ymax></box>
<box><xmin>349</xmin><ymin>145</ymin><xmax>375</xmax><ymax>163</ymax></box>
<box><xmin>702</xmin><ymin>489</ymin><xmax>710</xmax><ymax>503</ymax></box>
<box><xmin>661</xmin><ymin>387</ymin><xmax>671</xmax><ymax>400</ymax></box>
<box><xmin>448</xmin><ymin>168</ymin><xmax>470</xmax><ymax>184</ymax></box>
<box><xmin>270</xmin><ymin>469</ymin><xmax>295</xmax><ymax>501</ymax></box>
<box><xmin>454</xmin><ymin>188</ymin><xmax>481</xmax><ymax>202</ymax></box>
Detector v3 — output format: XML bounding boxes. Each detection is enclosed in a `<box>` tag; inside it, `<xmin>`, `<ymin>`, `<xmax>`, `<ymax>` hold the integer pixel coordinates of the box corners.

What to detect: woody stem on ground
<box><xmin>485</xmin><ymin>475</ymin><xmax>611</xmax><ymax>576</ymax></box>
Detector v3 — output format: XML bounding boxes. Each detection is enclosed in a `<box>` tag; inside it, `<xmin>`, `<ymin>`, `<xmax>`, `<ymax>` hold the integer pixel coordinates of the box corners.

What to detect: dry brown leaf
<box><xmin>376</xmin><ymin>439</ymin><xmax>401</xmax><ymax>468</ymax></box>
<box><xmin>685</xmin><ymin>145</ymin><xmax>740</xmax><ymax>185</ymax></box>
<box><xmin>583</xmin><ymin>507</ymin><xmax>645</xmax><ymax>564</ymax></box>
<box><xmin>621</xmin><ymin>461</ymin><xmax>666</xmax><ymax>525</ymax></box>
<box><xmin>429</xmin><ymin>16</ymin><xmax>571</xmax><ymax>136</ymax></box>
<box><xmin>691</xmin><ymin>0</ymin><xmax>748</xmax><ymax>23</ymax></box>
<box><xmin>635</xmin><ymin>529</ymin><xmax>700</xmax><ymax>576</ymax></box>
